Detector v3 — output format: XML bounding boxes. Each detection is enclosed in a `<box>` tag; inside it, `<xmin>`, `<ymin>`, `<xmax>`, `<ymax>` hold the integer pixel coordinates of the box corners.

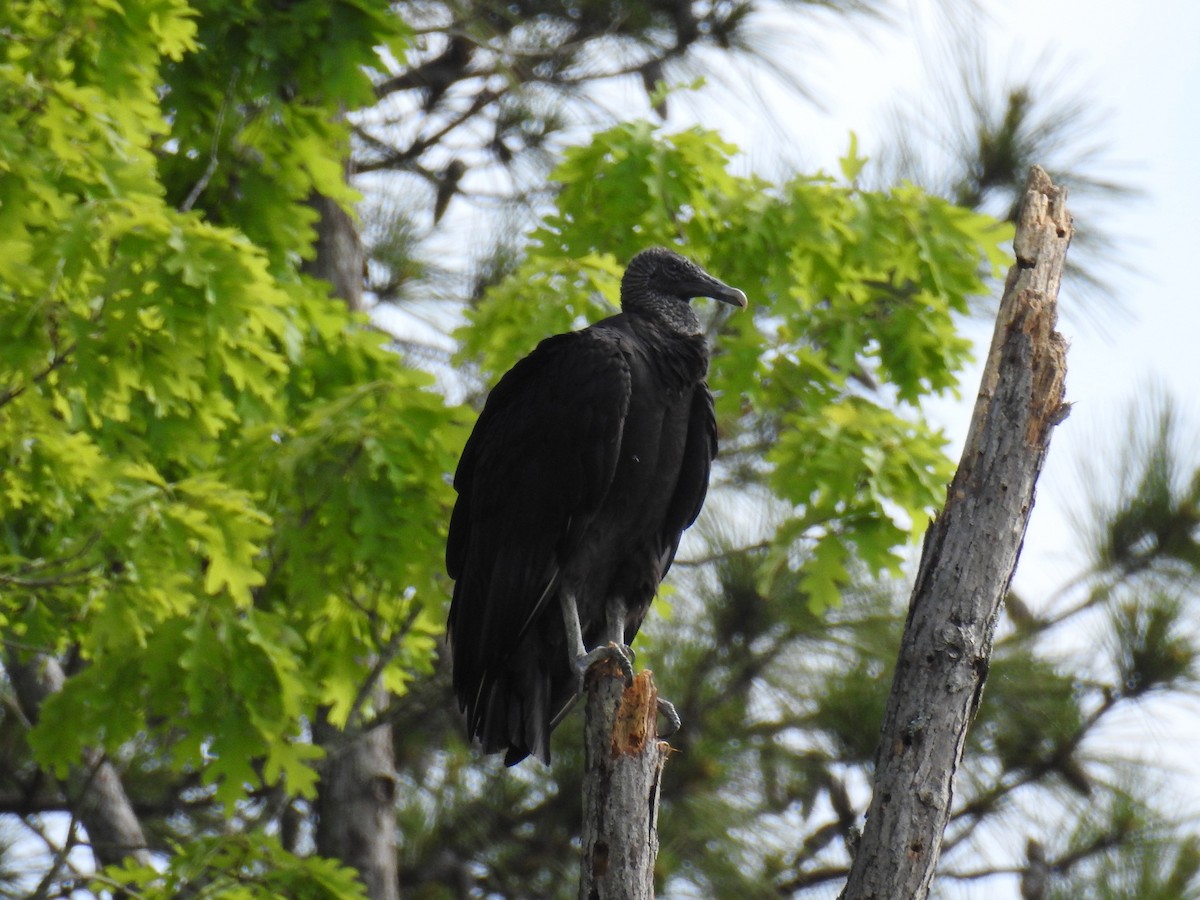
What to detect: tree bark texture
<box><xmin>840</xmin><ymin>166</ymin><xmax>1072</xmax><ymax>900</ymax></box>
<box><xmin>307</xmin><ymin>174</ymin><xmax>400</xmax><ymax>899</ymax></box>
<box><xmin>5</xmin><ymin>651</ymin><xmax>152</xmax><ymax>872</ymax></box>
<box><xmin>303</xmin><ymin>189</ymin><xmax>365</xmax><ymax>313</ymax></box>
<box><xmin>314</xmin><ymin>691</ymin><xmax>400</xmax><ymax>900</ymax></box>
<box><xmin>579</xmin><ymin>665</ymin><xmax>667</xmax><ymax>900</ymax></box>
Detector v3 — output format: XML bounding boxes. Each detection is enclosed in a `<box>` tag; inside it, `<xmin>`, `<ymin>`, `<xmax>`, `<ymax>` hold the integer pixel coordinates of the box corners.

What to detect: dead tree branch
<box><xmin>840</xmin><ymin>166</ymin><xmax>1072</xmax><ymax>899</ymax></box>
<box><xmin>579</xmin><ymin>665</ymin><xmax>668</xmax><ymax>900</ymax></box>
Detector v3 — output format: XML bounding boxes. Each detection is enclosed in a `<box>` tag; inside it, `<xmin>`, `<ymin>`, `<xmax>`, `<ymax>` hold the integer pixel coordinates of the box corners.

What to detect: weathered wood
<box><xmin>579</xmin><ymin>664</ymin><xmax>668</xmax><ymax>900</ymax></box>
<box><xmin>840</xmin><ymin>166</ymin><xmax>1072</xmax><ymax>900</ymax></box>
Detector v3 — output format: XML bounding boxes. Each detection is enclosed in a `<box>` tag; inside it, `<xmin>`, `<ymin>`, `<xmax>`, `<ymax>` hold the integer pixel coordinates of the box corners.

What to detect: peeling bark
<box><xmin>579</xmin><ymin>665</ymin><xmax>667</xmax><ymax>900</ymax></box>
<box><xmin>840</xmin><ymin>166</ymin><xmax>1072</xmax><ymax>900</ymax></box>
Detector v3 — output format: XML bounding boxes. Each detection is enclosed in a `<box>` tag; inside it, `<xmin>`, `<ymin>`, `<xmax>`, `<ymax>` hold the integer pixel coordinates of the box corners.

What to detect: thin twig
<box><xmin>356</xmin><ymin>88</ymin><xmax>502</xmax><ymax>173</ymax></box>
<box><xmin>25</xmin><ymin>810</ymin><xmax>85</xmax><ymax>900</ymax></box>
<box><xmin>344</xmin><ymin>603</ymin><xmax>423</xmax><ymax>733</ymax></box>
<box><xmin>0</xmin><ymin>344</ymin><xmax>76</xmax><ymax>409</ymax></box>
<box><xmin>181</xmin><ymin>70</ymin><xmax>237</xmax><ymax>213</ymax></box>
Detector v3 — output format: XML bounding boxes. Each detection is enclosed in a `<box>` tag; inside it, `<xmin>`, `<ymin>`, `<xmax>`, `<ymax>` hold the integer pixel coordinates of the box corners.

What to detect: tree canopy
<box><xmin>2</xmin><ymin>1</ymin><xmax>457</xmax><ymax>893</ymax></box>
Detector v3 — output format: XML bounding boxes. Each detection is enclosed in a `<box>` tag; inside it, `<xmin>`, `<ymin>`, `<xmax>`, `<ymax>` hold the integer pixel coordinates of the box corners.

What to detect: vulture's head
<box><xmin>621</xmin><ymin>248</ymin><xmax>748</xmax><ymax>318</ymax></box>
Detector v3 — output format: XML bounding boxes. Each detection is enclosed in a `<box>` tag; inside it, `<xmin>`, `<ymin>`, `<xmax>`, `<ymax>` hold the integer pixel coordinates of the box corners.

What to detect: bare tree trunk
<box><xmin>306</xmin><ymin>180</ymin><xmax>400</xmax><ymax>899</ymax></box>
<box><xmin>303</xmin><ymin>190</ymin><xmax>365</xmax><ymax>313</ymax></box>
<box><xmin>5</xmin><ymin>651</ymin><xmax>152</xmax><ymax>872</ymax></box>
<box><xmin>314</xmin><ymin>689</ymin><xmax>399</xmax><ymax>900</ymax></box>
<box><xmin>579</xmin><ymin>665</ymin><xmax>667</xmax><ymax>900</ymax></box>
<box><xmin>840</xmin><ymin>166</ymin><xmax>1072</xmax><ymax>900</ymax></box>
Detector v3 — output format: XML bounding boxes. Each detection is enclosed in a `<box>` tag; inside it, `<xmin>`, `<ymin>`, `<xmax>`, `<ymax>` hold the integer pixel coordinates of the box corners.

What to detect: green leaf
<box><xmin>839</xmin><ymin>131</ymin><xmax>868</xmax><ymax>183</ymax></box>
<box><xmin>800</xmin><ymin>534</ymin><xmax>851</xmax><ymax>612</ymax></box>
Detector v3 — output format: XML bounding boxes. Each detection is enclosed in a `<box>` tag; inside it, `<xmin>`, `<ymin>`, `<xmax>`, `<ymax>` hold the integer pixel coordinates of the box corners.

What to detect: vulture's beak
<box><xmin>710</xmin><ymin>283</ymin><xmax>748</xmax><ymax>309</ymax></box>
<box><xmin>686</xmin><ymin>273</ymin><xmax>749</xmax><ymax>309</ymax></box>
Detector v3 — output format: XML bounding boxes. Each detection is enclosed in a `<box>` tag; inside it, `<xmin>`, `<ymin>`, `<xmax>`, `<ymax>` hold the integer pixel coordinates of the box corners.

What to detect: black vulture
<box><xmin>446</xmin><ymin>247</ymin><xmax>747</xmax><ymax>765</ymax></box>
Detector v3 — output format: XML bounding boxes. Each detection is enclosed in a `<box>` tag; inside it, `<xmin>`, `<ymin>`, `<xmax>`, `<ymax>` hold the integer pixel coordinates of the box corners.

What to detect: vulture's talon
<box><xmin>574</xmin><ymin>641</ymin><xmax>635</xmax><ymax>685</ymax></box>
<box><xmin>621</xmin><ymin>642</ymin><xmax>636</xmax><ymax>666</ymax></box>
<box><xmin>657</xmin><ymin>697</ymin><xmax>681</xmax><ymax>736</ymax></box>
<box><xmin>612</xmin><ymin>642</ymin><xmax>635</xmax><ymax>684</ymax></box>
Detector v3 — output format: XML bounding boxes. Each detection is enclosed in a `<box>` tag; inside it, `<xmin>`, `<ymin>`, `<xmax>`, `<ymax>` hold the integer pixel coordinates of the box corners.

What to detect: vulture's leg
<box><xmin>560</xmin><ymin>591</ymin><xmax>634</xmax><ymax>685</ymax></box>
<box><xmin>603</xmin><ymin>594</ymin><xmax>636</xmax><ymax>663</ymax></box>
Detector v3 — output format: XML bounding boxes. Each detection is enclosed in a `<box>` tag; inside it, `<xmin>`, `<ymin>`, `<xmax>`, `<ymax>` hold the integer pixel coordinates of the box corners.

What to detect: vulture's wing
<box><xmin>446</xmin><ymin>328</ymin><xmax>631</xmax><ymax>717</ymax></box>
<box><xmin>656</xmin><ymin>383</ymin><xmax>718</xmax><ymax>578</ymax></box>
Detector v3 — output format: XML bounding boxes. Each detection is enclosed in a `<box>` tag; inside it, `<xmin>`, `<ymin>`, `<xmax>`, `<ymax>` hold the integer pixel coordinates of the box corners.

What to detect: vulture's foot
<box><xmin>657</xmin><ymin>697</ymin><xmax>681</xmax><ymax>736</ymax></box>
<box><xmin>574</xmin><ymin>641</ymin><xmax>635</xmax><ymax>685</ymax></box>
